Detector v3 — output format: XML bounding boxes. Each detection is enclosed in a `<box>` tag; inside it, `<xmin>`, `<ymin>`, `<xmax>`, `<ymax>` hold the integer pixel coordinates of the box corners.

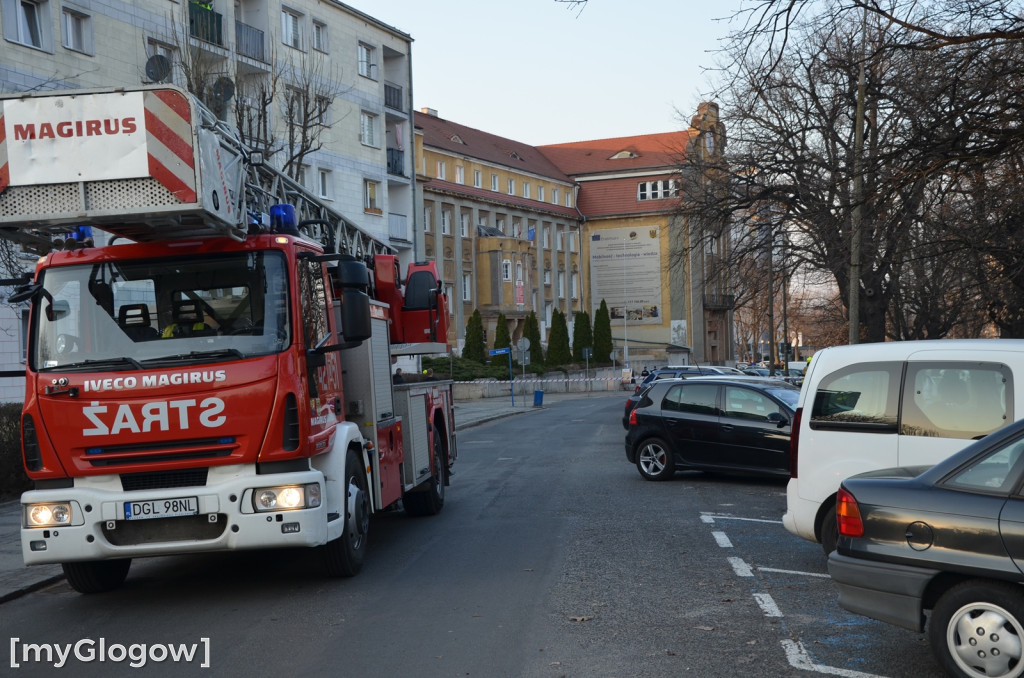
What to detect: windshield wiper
<box><xmin>47</xmin><ymin>356</ymin><xmax>143</xmax><ymax>372</ymax></box>
<box><xmin>143</xmin><ymin>349</ymin><xmax>245</xmax><ymax>364</ymax></box>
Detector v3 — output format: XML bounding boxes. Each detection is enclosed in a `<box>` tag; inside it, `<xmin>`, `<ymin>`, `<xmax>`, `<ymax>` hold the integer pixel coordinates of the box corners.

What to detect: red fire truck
<box><xmin>0</xmin><ymin>85</ymin><xmax>455</xmax><ymax>593</ymax></box>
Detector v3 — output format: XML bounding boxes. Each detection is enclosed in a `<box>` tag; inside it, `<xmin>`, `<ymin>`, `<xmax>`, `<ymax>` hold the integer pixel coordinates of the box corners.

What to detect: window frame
<box><xmin>363</xmin><ymin>179</ymin><xmax>381</xmax><ymax>214</ymax></box>
<box><xmin>311</xmin><ymin>19</ymin><xmax>328</xmax><ymax>53</ymax></box>
<box><xmin>358</xmin><ymin>42</ymin><xmax>377</xmax><ymax>79</ymax></box>
<box><xmin>61</xmin><ymin>4</ymin><xmax>92</xmax><ymax>55</ymax></box>
<box><xmin>360</xmin><ymin>111</ymin><xmax>379</xmax><ymax>147</ymax></box>
<box><xmin>5</xmin><ymin>0</ymin><xmax>54</xmax><ymax>51</ymax></box>
<box><xmin>281</xmin><ymin>7</ymin><xmax>304</xmax><ymax>50</ymax></box>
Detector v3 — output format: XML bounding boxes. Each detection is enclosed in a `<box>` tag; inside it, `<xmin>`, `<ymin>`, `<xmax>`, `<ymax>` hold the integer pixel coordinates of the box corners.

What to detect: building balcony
<box><xmin>189</xmin><ymin>3</ymin><xmax>224</xmax><ymax>47</ymax></box>
<box><xmin>384</xmin><ymin>82</ymin><xmax>403</xmax><ymax>111</ymax></box>
<box><xmin>389</xmin><ymin>213</ymin><xmax>408</xmax><ymax>242</ymax></box>
<box><xmin>387</xmin><ymin>148</ymin><xmax>405</xmax><ymax>176</ymax></box>
<box><xmin>235</xmin><ymin>20</ymin><xmax>265</xmax><ymax>61</ymax></box>
<box><xmin>703</xmin><ymin>294</ymin><xmax>736</xmax><ymax>310</ymax></box>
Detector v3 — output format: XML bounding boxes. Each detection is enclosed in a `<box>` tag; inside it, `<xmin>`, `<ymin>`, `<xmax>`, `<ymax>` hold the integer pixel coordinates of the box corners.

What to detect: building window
<box><xmin>502</xmin><ymin>259</ymin><xmax>512</xmax><ymax>281</ymax></box>
<box><xmin>358</xmin><ymin>42</ymin><xmax>376</xmax><ymax>79</ymax></box>
<box><xmin>455</xmin><ymin>166</ymin><xmax>465</xmax><ymax>185</ymax></box>
<box><xmin>436</xmin><ymin>161</ymin><xmax>446</xmax><ymax>180</ymax></box>
<box><xmin>568</xmin><ymin>232</ymin><xmax>576</xmax><ymax>252</ymax></box>
<box><xmin>460</xmin><ymin>213</ymin><xmax>469</xmax><ymax>238</ymax></box>
<box><xmin>542</xmin><ymin>226</ymin><xmax>551</xmax><ymax>248</ymax></box>
<box><xmin>295</xmin><ymin>165</ymin><xmax>308</xmax><ymax>188</ymax></box>
<box><xmin>312</xmin><ymin>20</ymin><xmax>327</xmax><ymax>52</ymax></box>
<box><xmin>572</xmin><ymin>272</ymin><xmax>579</xmax><ymax>299</ymax></box>
<box><xmin>441</xmin><ymin>210</ymin><xmax>452</xmax><ymax>235</ymax></box>
<box><xmin>553</xmin><ymin>188</ymin><xmax>560</xmax><ymax>205</ymax></box>
<box><xmin>462</xmin><ymin>273</ymin><xmax>472</xmax><ymax>302</ymax></box>
<box><xmin>556</xmin><ymin>230</ymin><xmax>563</xmax><ymax>251</ymax></box>
<box><xmin>496</xmin><ymin>217</ymin><xmax>505</xmax><ymax>234</ymax></box>
<box><xmin>638</xmin><ymin>179</ymin><xmax>680</xmax><ymax>201</ymax></box>
<box><xmin>507</xmin><ymin>178</ymin><xmax>515</xmax><ymax>195</ymax></box>
<box><xmin>360</xmin><ymin>111</ymin><xmax>378</xmax><ymax>146</ymax></box>
<box><xmin>516</xmin><ymin>262</ymin><xmax>523</xmax><ymax>283</ymax></box>
<box><xmin>558</xmin><ymin>272</ymin><xmax>566</xmax><ymax>298</ymax></box>
<box><xmin>318</xmin><ymin>169</ymin><xmax>331</xmax><ymax>199</ymax></box>
<box><xmin>281</xmin><ymin>8</ymin><xmax>303</xmax><ymax>49</ymax></box>
<box><xmin>61</xmin><ymin>6</ymin><xmax>91</xmax><ymax>54</ymax></box>
<box><xmin>491</xmin><ymin>174</ymin><xmax>499</xmax><ymax>191</ymax></box>
<box><xmin>538</xmin><ymin>186</ymin><xmax>545</xmax><ymax>202</ymax></box>
<box><xmin>473</xmin><ymin>170</ymin><xmax>482</xmax><ymax>188</ymax></box>
<box><xmin>523</xmin><ymin>182</ymin><xmax>530</xmax><ymax>199</ymax></box>
<box><xmin>363</xmin><ymin>179</ymin><xmax>381</xmax><ymax>213</ymax></box>
<box><xmin>512</xmin><ymin>218</ymin><xmax>522</xmax><ymax>238</ymax></box>
<box><xmin>566</xmin><ymin>192</ymin><xmax>573</xmax><ymax>208</ymax></box>
<box><xmin>5</xmin><ymin>0</ymin><xmax>54</xmax><ymax>50</ymax></box>
<box><xmin>423</xmin><ymin>206</ymin><xmax>432</xmax><ymax>233</ymax></box>
<box><xmin>543</xmin><ymin>270</ymin><xmax>551</xmax><ymax>285</ymax></box>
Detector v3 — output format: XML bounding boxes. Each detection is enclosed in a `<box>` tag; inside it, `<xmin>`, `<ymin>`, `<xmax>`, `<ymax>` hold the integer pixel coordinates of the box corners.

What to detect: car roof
<box><xmin>646</xmin><ymin>376</ymin><xmax>799</xmax><ymax>390</ymax></box>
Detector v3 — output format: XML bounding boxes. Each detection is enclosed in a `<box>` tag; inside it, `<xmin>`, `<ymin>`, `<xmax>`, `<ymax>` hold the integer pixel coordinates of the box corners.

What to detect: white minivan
<box><xmin>783</xmin><ymin>338</ymin><xmax>1024</xmax><ymax>554</ymax></box>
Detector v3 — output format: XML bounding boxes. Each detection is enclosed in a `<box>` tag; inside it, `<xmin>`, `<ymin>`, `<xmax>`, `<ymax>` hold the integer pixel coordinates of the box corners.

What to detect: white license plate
<box><xmin>123</xmin><ymin>497</ymin><xmax>198</xmax><ymax>521</ymax></box>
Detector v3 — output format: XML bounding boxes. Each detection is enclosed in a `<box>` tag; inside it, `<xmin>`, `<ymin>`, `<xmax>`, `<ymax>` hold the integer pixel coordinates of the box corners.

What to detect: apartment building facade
<box><xmin>414</xmin><ymin>110</ymin><xmax>582</xmax><ymax>353</ymax></box>
<box><xmin>0</xmin><ymin>0</ymin><xmax>413</xmax><ymax>400</ymax></box>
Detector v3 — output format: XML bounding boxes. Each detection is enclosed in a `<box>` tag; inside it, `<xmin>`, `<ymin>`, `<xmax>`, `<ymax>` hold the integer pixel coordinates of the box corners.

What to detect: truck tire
<box><xmin>62</xmin><ymin>559</ymin><xmax>131</xmax><ymax>594</ymax></box>
<box><xmin>403</xmin><ymin>435</ymin><xmax>446</xmax><ymax>516</ymax></box>
<box><xmin>322</xmin><ymin>450</ymin><xmax>369</xmax><ymax>577</ymax></box>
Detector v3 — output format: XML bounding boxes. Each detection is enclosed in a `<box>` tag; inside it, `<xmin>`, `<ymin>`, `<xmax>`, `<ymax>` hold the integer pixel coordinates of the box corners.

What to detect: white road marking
<box><xmin>700</xmin><ymin>513</ymin><xmax>783</xmax><ymax>524</ymax></box>
<box><xmin>753</xmin><ymin>593</ymin><xmax>782</xmax><ymax>617</ymax></box>
<box><xmin>728</xmin><ymin>556</ymin><xmax>754</xmax><ymax>577</ymax></box>
<box><xmin>782</xmin><ymin>640</ymin><xmax>888</xmax><ymax>678</ymax></box>
<box><xmin>712</xmin><ymin>531</ymin><xmax>733</xmax><ymax>548</ymax></box>
<box><xmin>760</xmin><ymin>566</ymin><xmax>831</xmax><ymax>578</ymax></box>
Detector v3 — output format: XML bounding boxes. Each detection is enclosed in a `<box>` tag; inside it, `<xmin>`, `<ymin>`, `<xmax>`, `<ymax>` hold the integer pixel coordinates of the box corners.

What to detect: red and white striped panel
<box><xmin>0</xmin><ymin>104</ymin><xmax>9</xmax><ymax>195</ymax></box>
<box><xmin>143</xmin><ymin>89</ymin><xmax>197</xmax><ymax>204</ymax></box>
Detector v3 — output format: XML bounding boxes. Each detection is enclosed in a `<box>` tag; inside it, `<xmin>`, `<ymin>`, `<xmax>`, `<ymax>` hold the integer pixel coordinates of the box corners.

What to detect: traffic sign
<box><xmin>489</xmin><ymin>347</ymin><xmax>510</xmax><ymax>356</ymax></box>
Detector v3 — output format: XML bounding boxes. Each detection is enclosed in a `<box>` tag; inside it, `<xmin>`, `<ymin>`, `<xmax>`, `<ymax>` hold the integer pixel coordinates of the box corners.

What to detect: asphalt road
<box><xmin>1</xmin><ymin>394</ymin><xmax>943</xmax><ymax>677</ymax></box>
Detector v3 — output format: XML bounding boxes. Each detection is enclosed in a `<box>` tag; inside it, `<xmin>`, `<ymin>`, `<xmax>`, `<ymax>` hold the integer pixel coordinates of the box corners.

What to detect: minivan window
<box><xmin>810</xmin><ymin>362</ymin><xmax>901</xmax><ymax>430</ymax></box>
<box><xmin>663</xmin><ymin>383</ymin><xmax>718</xmax><ymax>415</ymax></box>
<box><xmin>901</xmin><ymin>362</ymin><xmax>1011</xmax><ymax>440</ymax></box>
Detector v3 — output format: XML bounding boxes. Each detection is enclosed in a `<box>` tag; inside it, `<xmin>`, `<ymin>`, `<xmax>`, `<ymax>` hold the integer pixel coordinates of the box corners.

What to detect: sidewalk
<box><xmin>0</xmin><ymin>391</ymin><xmax>617</xmax><ymax>602</ymax></box>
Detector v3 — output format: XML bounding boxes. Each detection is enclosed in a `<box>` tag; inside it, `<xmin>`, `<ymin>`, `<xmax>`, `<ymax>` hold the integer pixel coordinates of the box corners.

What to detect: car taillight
<box><xmin>628</xmin><ymin>408</ymin><xmax>638</xmax><ymax>427</ymax></box>
<box><xmin>836</xmin><ymin>487</ymin><xmax>864</xmax><ymax>537</ymax></box>
<box><xmin>633</xmin><ymin>385</ymin><xmax>640</xmax><ymax>394</ymax></box>
<box><xmin>788</xmin><ymin>407</ymin><xmax>802</xmax><ymax>478</ymax></box>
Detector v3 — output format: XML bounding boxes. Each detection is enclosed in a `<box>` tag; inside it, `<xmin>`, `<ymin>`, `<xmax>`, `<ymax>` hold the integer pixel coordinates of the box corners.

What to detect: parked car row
<box><xmin>624</xmin><ymin>339</ymin><xmax>1024</xmax><ymax>678</ymax></box>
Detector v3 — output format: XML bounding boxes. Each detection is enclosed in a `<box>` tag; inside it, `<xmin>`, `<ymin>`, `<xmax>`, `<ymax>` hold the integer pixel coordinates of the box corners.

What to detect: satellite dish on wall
<box><xmin>144</xmin><ymin>55</ymin><xmax>171</xmax><ymax>83</ymax></box>
<box><xmin>212</xmin><ymin>77</ymin><xmax>235</xmax><ymax>105</ymax></box>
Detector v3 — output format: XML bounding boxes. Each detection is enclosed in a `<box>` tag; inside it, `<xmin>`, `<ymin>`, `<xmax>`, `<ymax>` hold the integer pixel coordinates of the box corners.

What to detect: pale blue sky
<box><xmin>367</xmin><ymin>0</ymin><xmax>742</xmax><ymax>146</ymax></box>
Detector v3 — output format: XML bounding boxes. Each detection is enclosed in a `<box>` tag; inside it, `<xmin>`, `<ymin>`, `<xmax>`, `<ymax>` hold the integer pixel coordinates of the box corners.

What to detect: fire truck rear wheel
<box><xmin>323</xmin><ymin>449</ymin><xmax>369</xmax><ymax>577</ymax></box>
<box><xmin>62</xmin><ymin>559</ymin><xmax>132</xmax><ymax>594</ymax></box>
<box><xmin>403</xmin><ymin>434</ymin><xmax>446</xmax><ymax>517</ymax></box>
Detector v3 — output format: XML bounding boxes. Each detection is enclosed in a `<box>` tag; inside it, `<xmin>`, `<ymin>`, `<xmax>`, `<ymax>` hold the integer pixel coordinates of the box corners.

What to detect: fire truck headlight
<box><xmin>25</xmin><ymin>502</ymin><xmax>72</xmax><ymax>528</ymax></box>
<box><xmin>253</xmin><ymin>484</ymin><xmax>319</xmax><ymax>512</ymax></box>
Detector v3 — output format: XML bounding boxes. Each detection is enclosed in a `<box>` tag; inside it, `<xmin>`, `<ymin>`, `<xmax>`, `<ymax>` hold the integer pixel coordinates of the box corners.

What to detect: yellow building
<box><xmin>414</xmin><ymin>110</ymin><xmax>582</xmax><ymax>352</ymax></box>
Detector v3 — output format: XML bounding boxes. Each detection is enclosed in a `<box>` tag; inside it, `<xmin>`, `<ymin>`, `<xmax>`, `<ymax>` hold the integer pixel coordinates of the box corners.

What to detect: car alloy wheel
<box><xmin>636</xmin><ymin>437</ymin><xmax>675</xmax><ymax>481</ymax></box>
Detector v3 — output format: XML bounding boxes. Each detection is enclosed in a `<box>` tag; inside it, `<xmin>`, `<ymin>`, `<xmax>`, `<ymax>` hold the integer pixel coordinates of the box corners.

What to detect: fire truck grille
<box><xmin>120</xmin><ymin>468</ymin><xmax>210</xmax><ymax>492</ymax></box>
<box><xmin>86</xmin><ymin>438</ymin><xmax>237</xmax><ymax>468</ymax></box>
<box><xmin>103</xmin><ymin>514</ymin><xmax>227</xmax><ymax>546</ymax></box>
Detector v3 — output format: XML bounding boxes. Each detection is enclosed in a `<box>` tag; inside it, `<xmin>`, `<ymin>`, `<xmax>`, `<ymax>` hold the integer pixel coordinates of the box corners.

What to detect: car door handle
<box><xmin>721</xmin><ymin>424</ymin><xmax>734</xmax><ymax>431</ymax></box>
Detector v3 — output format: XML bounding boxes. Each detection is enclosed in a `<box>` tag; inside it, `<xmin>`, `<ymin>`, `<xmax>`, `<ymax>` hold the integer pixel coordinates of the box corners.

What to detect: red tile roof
<box><xmin>537</xmin><ymin>132</ymin><xmax>693</xmax><ymax>177</ymax></box>
<box><xmin>415</xmin><ymin>111</ymin><xmax>574</xmax><ymax>182</ymax></box>
<box><xmin>576</xmin><ymin>175</ymin><xmax>682</xmax><ymax>218</ymax></box>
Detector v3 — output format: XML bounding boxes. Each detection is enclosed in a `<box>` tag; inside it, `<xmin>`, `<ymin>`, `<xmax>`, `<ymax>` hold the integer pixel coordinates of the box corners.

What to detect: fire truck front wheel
<box><xmin>62</xmin><ymin>559</ymin><xmax>132</xmax><ymax>594</ymax></box>
<box><xmin>322</xmin><ymin>449</ymin><xmax>369</xmax><ymax>577</ymax></box>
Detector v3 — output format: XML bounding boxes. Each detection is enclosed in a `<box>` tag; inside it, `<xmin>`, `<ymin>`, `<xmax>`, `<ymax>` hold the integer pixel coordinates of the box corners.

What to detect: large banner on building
<box><xmin>589</xmin><ymin>226</ymin><xmax>662</xmax><ymax>325</ymax></box>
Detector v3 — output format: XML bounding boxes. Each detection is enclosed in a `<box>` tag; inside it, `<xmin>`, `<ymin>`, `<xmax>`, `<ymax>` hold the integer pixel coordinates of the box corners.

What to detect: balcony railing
<box><xmin>703</xmin><ymin>294</ymin><xmax>736</xmax><ymax>310</ymax></box>
<box><xmin>387</xmin><ymin>148</ymin><xmax>405</xmax><ymax>176</ymax></box>
<box><xmin>389</xmin><ymin>213</ymin><xmax>408</xmax><ymax>241</ymax></box>
<box><xmin>189</xmin><ymin>3</ymin><xmax>223</xmax><ymax>46</ymax></box>
<box><xmin>235</xmin><ymin>20</ymin><xmax>265</xmax><ymax>61</ymax></box>
<box><xmin>384</xmin><ymin>82</ymin><xmax>403</xmax><ymax>111</ymax></box>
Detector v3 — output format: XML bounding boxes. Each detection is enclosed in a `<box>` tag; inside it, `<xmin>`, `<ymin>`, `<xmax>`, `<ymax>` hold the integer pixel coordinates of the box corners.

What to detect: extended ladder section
<box><xmin>0</xmin><ymin>85</ymin><xmax>391</xmax><ymax>258</ymax></box>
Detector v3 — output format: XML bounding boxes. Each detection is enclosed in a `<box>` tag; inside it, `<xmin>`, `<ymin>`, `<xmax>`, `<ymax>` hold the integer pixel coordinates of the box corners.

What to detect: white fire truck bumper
<box><xmin>21</xmin><ymin>464</ymin><xmax>331</xmax><ymax>565</ymax></box>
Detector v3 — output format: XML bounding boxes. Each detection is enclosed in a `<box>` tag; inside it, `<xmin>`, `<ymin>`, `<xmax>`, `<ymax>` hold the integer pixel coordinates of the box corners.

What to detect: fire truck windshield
<box><xmin>31</xmin><ymin>251</ymin><xmax>291</xmax><ymax>371</ymax></box>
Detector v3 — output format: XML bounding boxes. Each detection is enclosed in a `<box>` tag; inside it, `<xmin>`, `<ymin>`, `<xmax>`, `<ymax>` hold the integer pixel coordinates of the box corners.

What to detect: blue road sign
<box><xmin>489</xmin><ymin>347</ymin><xmax>510</xmax><ymax>356</ymax></box>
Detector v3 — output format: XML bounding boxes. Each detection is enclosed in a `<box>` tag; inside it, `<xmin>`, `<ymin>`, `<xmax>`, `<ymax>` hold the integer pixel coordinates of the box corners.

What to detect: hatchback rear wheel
<box><xmin>636</xmin><ymin>437</ymin><xmax>675</xmax><ymax>481</ymax></box>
